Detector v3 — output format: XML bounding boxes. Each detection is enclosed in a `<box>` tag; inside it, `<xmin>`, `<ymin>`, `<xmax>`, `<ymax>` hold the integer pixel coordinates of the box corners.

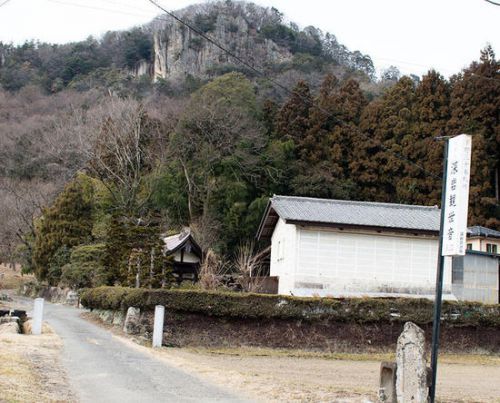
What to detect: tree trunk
<box><xmin>180</xmin><ymin>159</ymin><xmax>193</xmax><ymax>221</ymax></box>
<box><xmin>149</xmin><ymin>247</ymin><xmax>155</xmax><ymax>289</ymax></box>
<box><xmin>135</xmin><ymin>254</ymin><xmax>141</xmax><ymax>288</ymax></box>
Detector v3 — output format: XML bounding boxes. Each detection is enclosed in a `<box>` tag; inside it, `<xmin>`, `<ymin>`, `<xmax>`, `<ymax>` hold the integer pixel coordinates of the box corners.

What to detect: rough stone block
<box><xmin>112</xmin><ymin>311</ymin><xmax>125</xmax><ymax>326</ymax></box>
<box><xmin>379</xmin><ymin>361</ymin><xmax>397</xmax><ymax>402</ymax></box>
<box><xmin>66</xmin><ymin>291</ymin><xmax>79</xmax><ymax>306</ymax></box>
<box><xmin>0</xmin><ymin>322</ymin><xmax>20</xmax><ymax>334</ymax></box>
<box><xmin>0</xmin><ymin>316</ymin><xmax>20</xmax><ymax>325</ymax></box>
<box><xmin>97</xmin><ymin>309</ymin><xmax>115</xmax><ymax>324</ymax></box>
<box><xmin>123</xmin><ymin>307</ymin><xmax>141</xmax><ymax>334</ymax></box>
<box><xmin>396</xmin><ymin>322</ymin><xmax>428</xmax><ymax>403</ymax></box>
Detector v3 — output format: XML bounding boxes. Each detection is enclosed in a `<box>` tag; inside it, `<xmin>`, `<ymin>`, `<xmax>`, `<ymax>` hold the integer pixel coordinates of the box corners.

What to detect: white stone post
<box><xmin>32</xmin><ymin>298</ymin><xmax>44</xmax><ymax>335</ymax></box>
<box><xmin>152</xmin><ymin>305</ymin><xmax>165</xmax><ymax>348</ymax></box>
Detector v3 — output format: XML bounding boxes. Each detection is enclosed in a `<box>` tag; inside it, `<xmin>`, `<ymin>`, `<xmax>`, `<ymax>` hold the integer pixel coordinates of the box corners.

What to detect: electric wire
<box><xmin>44</xmin><ymin>0</ymin><xmax>500</xmax><ymax>84</ymax></box>
<box><xmin>146</xmin><ymin>0</ymin><xmax>444</xmax><ymax>180</ymax></box>
<box><xmin>146</xmin><ymin>0</ymin><xmax>303</xmax><ymax>98</ymax></box>
<box><xmin>23</xmin><ymin>0</ymin><xmax>500</xmax><ymax>180</ymax></box>
<box><xmin>0</xmin><ymin>0</ymin><xmax>13</xmax><ymax>9</ymax></box>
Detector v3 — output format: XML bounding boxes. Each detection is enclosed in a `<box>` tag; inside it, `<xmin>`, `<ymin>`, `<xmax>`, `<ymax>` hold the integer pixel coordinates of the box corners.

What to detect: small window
<box><xmin>486</xmin><ymin>243</ymin><xmax>498</xmax><ymax>254</ymax></box>
<box><xmin>466</xmin><ymin>243</ymin><xmax>472</xmax><ymax>250</ymax></box>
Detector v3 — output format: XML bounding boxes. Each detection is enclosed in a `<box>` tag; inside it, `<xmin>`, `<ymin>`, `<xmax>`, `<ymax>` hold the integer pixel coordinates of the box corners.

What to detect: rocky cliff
<box><xmin>145</xmin><ymin>1</ymin><xmax>374</xmax><ymax>82</ymax></box>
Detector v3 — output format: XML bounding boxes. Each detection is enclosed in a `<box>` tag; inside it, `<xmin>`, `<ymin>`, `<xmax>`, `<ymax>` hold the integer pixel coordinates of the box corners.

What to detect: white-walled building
<box><xmin>163</xmin><ymin>228</ymin><xmax>202</xmax><ymax>283</ymax></box>
<box><xmin>256</xmin><ymin>195</ymin><xmax>454</xmax><ymax>298</ymax></box>
<box><xmin>466</xmin><ymin>226</ymin><xmax>500</xmax><ymax>254</ymax></box>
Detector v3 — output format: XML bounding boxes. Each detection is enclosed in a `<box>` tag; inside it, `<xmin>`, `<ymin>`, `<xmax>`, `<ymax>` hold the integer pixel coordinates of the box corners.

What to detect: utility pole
<box><xmin>430</xmin><ymin>135</ymin><xmax>472</xmax><ymax>402</ymax></box>
<box><xmin>429</xmin><ymin>138</ymin><xmax>448</xmax><ymax>402</ymax></box>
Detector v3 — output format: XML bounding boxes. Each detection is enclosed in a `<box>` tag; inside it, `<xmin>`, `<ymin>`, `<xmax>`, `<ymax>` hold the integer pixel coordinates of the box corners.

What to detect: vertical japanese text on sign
<box><xmin>442</xmin><ymin>134</ymin><xmax>472</xmax><ymax>256</ymax></box>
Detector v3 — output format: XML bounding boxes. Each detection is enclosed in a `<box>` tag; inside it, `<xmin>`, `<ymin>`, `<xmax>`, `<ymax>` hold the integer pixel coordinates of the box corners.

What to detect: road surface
<box><xmin>16</xmin><ymin>296</ymin><xmax>244</xmax><ymax>403</ymax></box>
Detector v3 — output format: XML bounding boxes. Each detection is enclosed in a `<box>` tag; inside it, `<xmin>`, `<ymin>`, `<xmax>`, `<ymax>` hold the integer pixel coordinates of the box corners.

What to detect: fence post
<box><xmin>152</xmin><ymin>305</ymin><xmax>165</xmax><ymax>348</ymax></box>
<box><xmin>32</xmin><ymin>298</ymin><xmax>44</xmax><ymax>335</ymax></box>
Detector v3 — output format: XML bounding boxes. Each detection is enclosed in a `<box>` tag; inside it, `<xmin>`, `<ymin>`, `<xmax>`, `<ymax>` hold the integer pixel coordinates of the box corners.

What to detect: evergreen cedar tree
<box><xmin>33</xmin><ymin>179</ymin><xmax>93</xmax><ymax>284</ymax></box>
<box><xmin>29</xmin><ymin>48</ymin><xmax>499</xmax><ymax>286</ymax></box>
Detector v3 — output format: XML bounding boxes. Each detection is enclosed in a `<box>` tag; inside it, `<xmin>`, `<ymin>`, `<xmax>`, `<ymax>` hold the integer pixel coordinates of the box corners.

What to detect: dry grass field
<box><xmin>0</xmin><ymin>327</ymin><xmax>75</xmax><ymax>402</ymax></box>
<box><xmin>0</xmin><ymin>264</ymin><xmax>34</xmax><ymax>290</ymax></box>
<box><xmin>86</xmin><ymin>309</ymin><xmax>500</xmax><ymax>402</ymax></box>
<box><xmin>0</xmin><ymin>290</ymin><xmax>75</xmax><ymax>403</ymax></box>
<box><xmin>146</xmin><ymin>347</ymin><xmax>500</xmax><ymax>403</ymax></box>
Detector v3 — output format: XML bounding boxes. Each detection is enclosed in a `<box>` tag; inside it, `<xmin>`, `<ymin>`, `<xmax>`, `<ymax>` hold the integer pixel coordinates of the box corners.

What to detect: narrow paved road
<box><xmin>16</xmin><ymin>296</ymin><xmax>244</xmax><ymax>403</ymax></box>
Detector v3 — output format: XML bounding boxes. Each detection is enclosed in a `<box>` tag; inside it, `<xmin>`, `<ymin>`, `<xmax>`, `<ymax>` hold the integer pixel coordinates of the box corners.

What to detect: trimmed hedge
<box><xmin>80</xmin><ymin>286</ymin><xmax>500</xmax><ymax>327</ymax></box>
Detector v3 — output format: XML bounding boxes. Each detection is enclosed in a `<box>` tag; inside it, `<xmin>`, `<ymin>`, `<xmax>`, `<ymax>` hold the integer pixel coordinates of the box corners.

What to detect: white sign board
<box><xmin>442</xmin><ymin>134</ymin><xmax>472</xmax><ymax>256</ymax></box>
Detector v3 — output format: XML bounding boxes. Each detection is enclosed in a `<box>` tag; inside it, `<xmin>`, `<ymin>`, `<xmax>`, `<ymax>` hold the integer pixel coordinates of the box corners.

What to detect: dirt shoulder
<box><xmin>0</xmin><ymin>297</ymin><xmax>75</xmax><ymax>403</ymax></box>
<box><xmin>149</xmin><ymin>347</ymin><xmax>500</xmax><ymax>403</ymax></box>
<box><xmin>85</xmin><ymin>313</ymin><xmax>500</xmax><ymax>403</ymax></box>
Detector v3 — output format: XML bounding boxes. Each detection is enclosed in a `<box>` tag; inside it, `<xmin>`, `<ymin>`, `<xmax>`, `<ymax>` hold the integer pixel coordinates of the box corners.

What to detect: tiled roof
<box><xmin>467</xmin><ymin>225</ymin><xmax>500</xmax><ymax>239</ymax></box>
<box><xmin>257</xmin><ymin>195</ymin><xmax>441</xmax><ymax>239</ymax></box>
<box><xmin>163</xmin><ymin>231</ymin><xmax>191</xmax><ymax>252</ymax></box>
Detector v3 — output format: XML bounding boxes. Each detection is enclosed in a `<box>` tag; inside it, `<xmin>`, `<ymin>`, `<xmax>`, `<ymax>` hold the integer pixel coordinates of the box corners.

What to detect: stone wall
<box><xmin>19</xmin><ymin>284</ymin><xmax>79</xmax><ymax>306</ymax></box>
<box><xmin>89</xmin><ymin>307</ymin><xmax>500</xmax><ymax>354</ymax></box>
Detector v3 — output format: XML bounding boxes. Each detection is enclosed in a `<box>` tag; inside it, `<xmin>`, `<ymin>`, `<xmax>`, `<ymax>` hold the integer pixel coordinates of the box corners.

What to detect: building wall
<box><xmin>271</xmin><ymin>225</ymin><xmax>453</xmax><ymax>298</ymax></box>
<box><xmin>269</xmin><ymin>218</ymin><xmax>298</xmax><ymax>295</ymax></box>
<box><xmin>172</xmin><ymin>250</ymin><xmax>200</xmax><ymax>264</ymax></box>
<box><xmin>452</xmin><ymin>253</ymin><xmax>499</xmax><ymax>304</ymax></box>
<box><xmin>467</xmin><ymin>237</ymin><xmax>500</xmax><ymax>253</ymax></box>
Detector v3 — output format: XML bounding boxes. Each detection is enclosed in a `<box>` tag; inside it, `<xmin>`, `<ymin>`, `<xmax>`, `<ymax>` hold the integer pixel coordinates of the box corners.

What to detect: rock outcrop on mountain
<box><xmin>146</xmin><ymin>1</ymin><xmax>374</xmax><ymax>82</ymax></box>
<box><xmin>0</xmin><ymin>1</ymin><xmax>375</xmax><ymax>93</ymax></box>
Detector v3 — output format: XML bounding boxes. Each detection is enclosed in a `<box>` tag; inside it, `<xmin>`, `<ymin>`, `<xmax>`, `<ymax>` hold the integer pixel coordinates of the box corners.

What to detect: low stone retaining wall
<box><xmin>81</xmin><ymin>286</ymin><xmax>500</xmax><ymax>353</ymax></box>
<box><xmin>88</xmin><ymin>306</ymin><xmax>500</xmax><ymax>354</ymax></box>
<box><xmin>19</xmin><ymin>284</ymin><xmax>79</xmax><ymax>306</ymax></box>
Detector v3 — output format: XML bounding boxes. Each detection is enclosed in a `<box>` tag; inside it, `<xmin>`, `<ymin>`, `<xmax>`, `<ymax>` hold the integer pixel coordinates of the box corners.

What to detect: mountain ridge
<box><xmin>0</xmin><ymin>1</ymin><xmax>375</xmax><ymax>93</ymax></box>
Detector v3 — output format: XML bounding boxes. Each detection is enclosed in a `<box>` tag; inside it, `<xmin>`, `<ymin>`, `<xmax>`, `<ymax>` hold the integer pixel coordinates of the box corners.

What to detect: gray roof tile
<box><xmin>467</xmin><ymin>225</ymin><xmax>500</xmax><ymax>238</ymax></box>
<box><xmin>270</xmin><ymin>195</ymin><xmax>441</xmax><ymax>232</ymax></box>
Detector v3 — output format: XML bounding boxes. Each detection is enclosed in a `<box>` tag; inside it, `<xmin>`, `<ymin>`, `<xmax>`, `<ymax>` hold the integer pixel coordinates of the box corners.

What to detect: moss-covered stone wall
<box><xmin>80</xmin><ymin>286</ymin><xmax>500</xmax><ymax>327</ymax></box>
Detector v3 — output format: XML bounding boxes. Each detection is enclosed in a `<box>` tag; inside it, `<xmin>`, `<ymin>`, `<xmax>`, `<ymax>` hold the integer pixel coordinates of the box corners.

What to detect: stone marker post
<box><xmin>32</xmin><ymin>298</ymin><xmax>44</xmax><ymax>335</ymax></box>
<box><xmin>396</xmin><ymin>322</ymin><xmax>428</xmax><ymax>403</ymax></box>
<box><xmin>152</xmin><ymin>305</ymin><xmax>165</xmax><ymax>348</ymax></box>
<box><xmin>123</xmin><ymin>307</ymin><xmax>141</xmax><ymax>334</ymax></box>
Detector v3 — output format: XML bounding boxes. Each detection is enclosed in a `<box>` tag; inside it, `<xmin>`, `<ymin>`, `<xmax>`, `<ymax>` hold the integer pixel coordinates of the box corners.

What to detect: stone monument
<box><xmin>395</xmin><ymin>322</ymin><xmax>428</xmax><ymax>403</ymax></box>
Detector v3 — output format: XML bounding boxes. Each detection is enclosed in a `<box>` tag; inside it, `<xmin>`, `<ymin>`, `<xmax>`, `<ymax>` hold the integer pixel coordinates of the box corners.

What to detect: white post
<box><xmin>32</xmin><ymin>298</ymin><xmax>44</xmax><ymax>335</ymax></box>
<box><xmin>152</xmin><ymin>305</ymin><xmax>165</xmax><ymax>348</ymax></box>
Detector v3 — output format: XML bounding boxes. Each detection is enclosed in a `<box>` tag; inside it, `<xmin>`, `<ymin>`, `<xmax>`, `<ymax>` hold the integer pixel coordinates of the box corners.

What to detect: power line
<box><xmin>0</xmin><ymin>0</ymin><xmax>13</xmax><ymax>9</ymax></box>
<box><xmin>146</xmin><ymin>0</ymin><xmax>442</xmax><ymax>180</ymax></box>
<box><xmin>147</xmin><ymin>0</ymin><xmax>298</xmax><ymax>98</ymax></box>
<box><xmin>484</xmin><ymin>0</ymin><xmax>500</xmax><ymax>6</ymax></box>
<box><xmin>27</xmin><ymin>0</ymin><xmax>490</xmax><ymax>181</ymax></box>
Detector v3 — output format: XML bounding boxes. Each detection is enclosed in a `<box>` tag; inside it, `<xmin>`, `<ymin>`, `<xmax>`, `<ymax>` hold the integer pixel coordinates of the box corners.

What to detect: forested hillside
<box><xmin>0</xmin><ymin>1</ymin><xmax>498</xmax><ymax>288</ymax></box>
<box><xmin>0</xmin><ymin>1</ymin><xmax>374</xmax><ymax>95</ymax></box>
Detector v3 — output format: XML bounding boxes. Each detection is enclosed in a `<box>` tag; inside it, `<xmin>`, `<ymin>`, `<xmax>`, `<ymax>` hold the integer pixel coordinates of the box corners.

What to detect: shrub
<box><xmin>60</xmin><ymin>243</ymin><xmax>107</xmax><ymax>289</ymax></box>
<box><xmin>189</xmin><ymin>38</ymin><xmax>204</xmax><ymax>51</ymax></box>
<box><xmin>80</xmin><ymin>286</ymin><xmax>500</xmax><ymax>327</ymax></box>
<box><xmin>193</xmin><ymin>13</ymin><xmax>217</xmax><ymax>33</ymax></box>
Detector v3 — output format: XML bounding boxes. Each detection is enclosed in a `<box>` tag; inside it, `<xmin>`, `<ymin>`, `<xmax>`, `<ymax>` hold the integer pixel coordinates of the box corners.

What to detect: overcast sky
<box><xmin>0</xmin><ymin>0</ymin><xmax>498</xmax><ymax>77</ymax></box>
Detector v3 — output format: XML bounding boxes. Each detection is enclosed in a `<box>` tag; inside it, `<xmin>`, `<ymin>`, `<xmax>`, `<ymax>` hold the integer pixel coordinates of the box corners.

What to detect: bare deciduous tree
<box><xmin>198</xmin><ymin>249</ymin><xmax>227</xmax><ymax>290</ymax></box>
<box><xmin>0</xmin><ymin>179</ymin><xmax>58</xmax><ymax>269</ymax></box>
<box><xmin>234</xmin><ymin>241</ymin><xmax>264</xmax><ymax>293</ymax></box>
